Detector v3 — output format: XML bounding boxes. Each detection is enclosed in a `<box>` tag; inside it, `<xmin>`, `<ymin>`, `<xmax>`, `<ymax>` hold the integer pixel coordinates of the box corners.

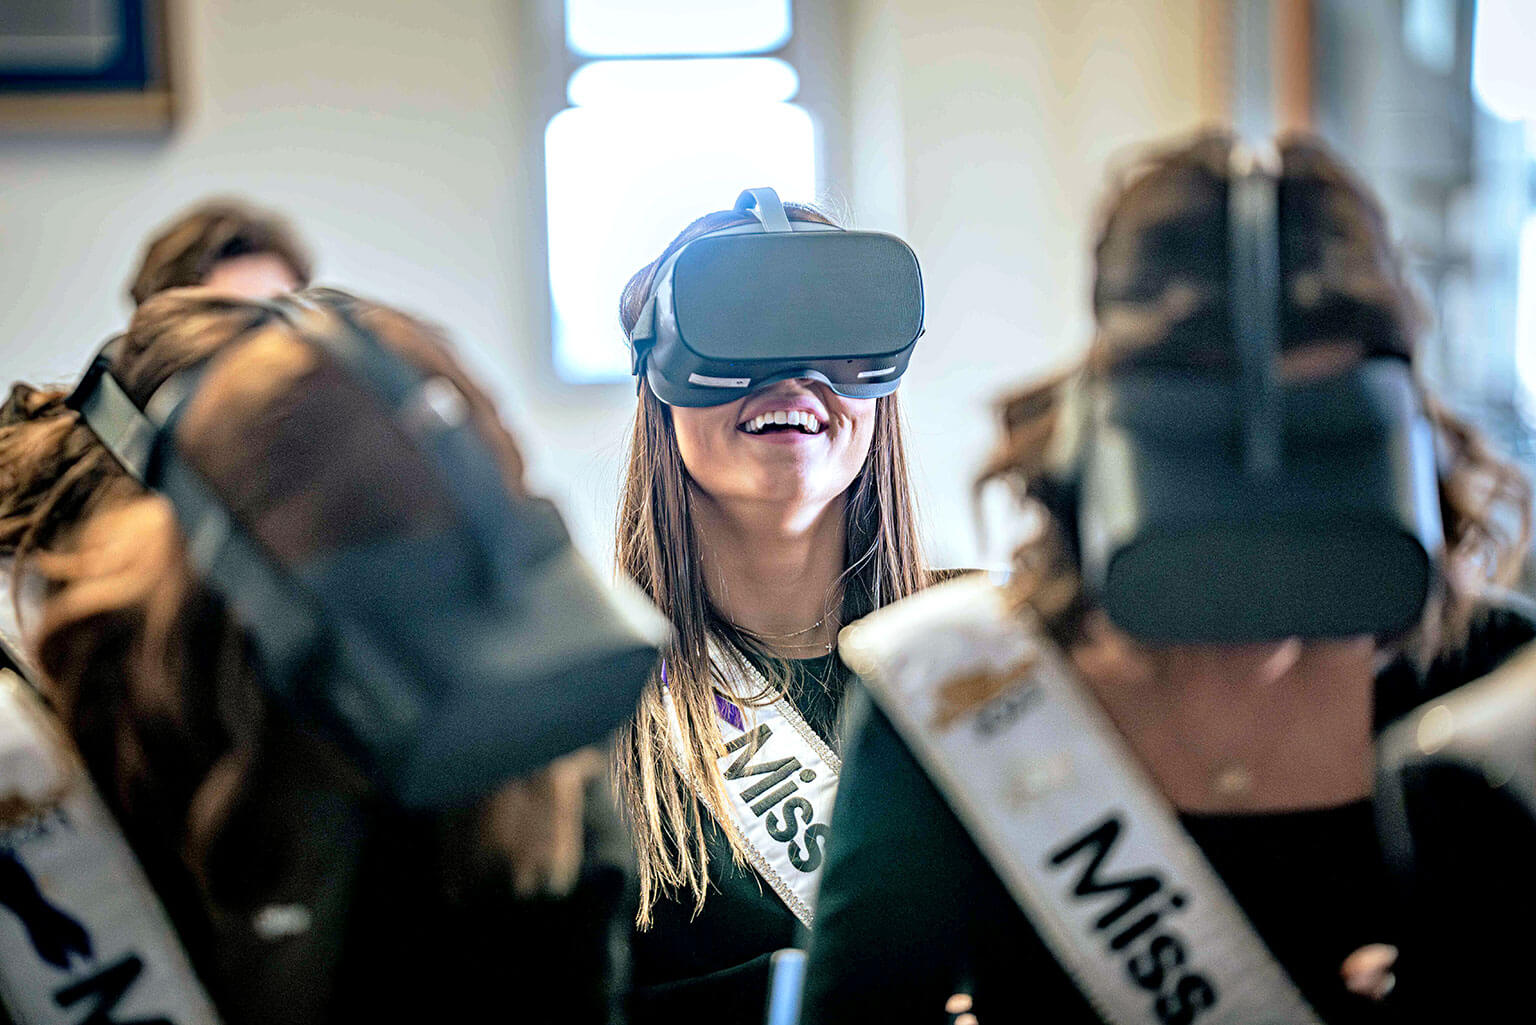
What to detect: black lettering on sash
<box><xmin>748</xmin><ymin>779</ymin><xmax>800</xmax><ymax>816</ymax></box>
<box><xmin>975</xmin><ymin>682</ymin><xmax>1041</xmax><ymax>738</ymax></box>
<box><xmin>766</xmin><ymin>798</ymin><xmax>814</xmax><ymax>842</ymax></box>
<box><xmin>723</xmin><ymin>724</ymin><xmax>805</xmax><ymax>814</ymax></box>
<box><xmin>739</xmin><ymin>759</ymin><xmax>800</xmax><ymax>804</ymax></box>
<box><xmin>54</xmin><ymin>953</ymin><xmax>173</xmax><ymax>1024</ymax></box>
<box><xmin>1110</xmin><ymin>891</ymin><xmax>1187</xmax><ymax>951</ymax></box>
<box><xmin>1048</xmin><ymin>816</ymin><xmax>1161</xmax><ymax>929</ymax></box>
<box><xmin>723</xmin><ymin>725</ymin><xmax>773</xmax><ymax>778</ymax></box>
<box><xmin>720</xmin><ymin>713</ymin><xmax>834</xmax><ymax>881</ymax></box>
<box><xmin>788</xmin><ymin>824</ymin><xmax>829</xmax><ymax>873</ymax></box>
<box><xmin>1127</xmin><ymin>934</ymin><xmax>1186</xmax><ymax>990</ymax></box>
<box><xmin>1155</xmin><ymin>974</ymin><xmax>1217</xmax><ymax>1025</ymax></box>
<box><xmin>1046</xmin><ymin>816</ymin><xmax>1218</xmax><ymax>1023</ymax></box>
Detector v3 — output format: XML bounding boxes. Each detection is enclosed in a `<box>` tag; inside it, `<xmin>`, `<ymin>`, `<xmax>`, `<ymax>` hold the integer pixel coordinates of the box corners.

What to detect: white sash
<box><xmin>841</xmin><ymin>578</ymin><xmax>1323</xmax><ymax>1025</ymax></box>
<box><xmin>0</xmin><ymin>670</ymin><xmax>221</xmax><ymax>1025</ymax></box>
<box><xmin>663</xmin><ymin>639</ymin><xmax>840</xmax><ymax>927</ymax></box>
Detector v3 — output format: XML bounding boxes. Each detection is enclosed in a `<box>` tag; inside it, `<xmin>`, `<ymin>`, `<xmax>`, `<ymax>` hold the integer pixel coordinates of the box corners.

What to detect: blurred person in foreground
<box><xmin>128</xmin><ymin>200</ymin><xmax>312</xmax><ymax>304</ymax></box>
<box><xmin>0</xmin><ymin>288</ymin><xmax>666</xmax><ymax>1023</ymax></box>
<box><xmin>801</xmin><ymin>133</ymin><xmax>1536</xmax><ymax>1025</ymax></box>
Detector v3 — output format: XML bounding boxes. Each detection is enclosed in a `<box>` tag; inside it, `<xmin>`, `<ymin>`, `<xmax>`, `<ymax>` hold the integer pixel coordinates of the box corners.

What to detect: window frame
<box><xmin>523</xmin><ymin>0</ymin><xmax>849</xmax><ymax>391</ymax></box>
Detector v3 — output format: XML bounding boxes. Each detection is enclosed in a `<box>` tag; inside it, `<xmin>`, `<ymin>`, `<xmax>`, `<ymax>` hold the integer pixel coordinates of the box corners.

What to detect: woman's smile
<box><xmin>672</xmin><ymin>379</ymin><xmax>874</xmax><ymax>506</ymax></box>
<box><xmin>736</xmin><ymin>391</ymin><xmax>830</xmax><ymax>442</ymax></box>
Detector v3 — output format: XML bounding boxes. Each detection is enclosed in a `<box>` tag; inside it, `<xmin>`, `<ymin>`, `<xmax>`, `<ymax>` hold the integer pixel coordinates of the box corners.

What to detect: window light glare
<box><xmin>1472</xmin><ymin>0</ymin><xmax>1536</xmax><ymax>122</ymax></box>
<box><xmin>1516</xmin><ymin>216</ymin><xmax>1536</xmax><ymax>409</ymax></box>
<box><xmin>545</xmin><ymin>102</ymin><xmax>816</xmax><ymax>382</ymax></box>
<box><xmin>1403</xmin><ymin>0</ymin><xmax>1456</xmax><ymax>75</ymax></box>
<box><xmin>566</xmin><ymin>0</ymin><xmax>791</xmax><ymax>58</ymax></box>
<box><xmin>568</xmin><ymin>58</ymin><xmax>799</xmax><ymax>107</ymax></box>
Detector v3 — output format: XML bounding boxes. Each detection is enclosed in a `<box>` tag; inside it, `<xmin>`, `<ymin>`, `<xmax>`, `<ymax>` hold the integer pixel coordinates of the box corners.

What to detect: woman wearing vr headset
<box><xmin>799</xmin><ymin>134</ymin><xmax>1536</xmax><ymax>1025</ymax></box>
<box><xmin>611</xmin><ymin>194</ymin><xmax>934</xmax><ymax>1024</ymax></box>
<box><xmin>0</xmin><ymin>288</ymin><xmax>663</xmax><ymax>1024</ymax></box>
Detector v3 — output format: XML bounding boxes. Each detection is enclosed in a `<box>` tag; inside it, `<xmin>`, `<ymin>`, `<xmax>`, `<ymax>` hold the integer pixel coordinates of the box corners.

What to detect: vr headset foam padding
<box><xmin>630</xmin><ymin>188</ymin><xmax>925</xmax><ymax>407</ymax></box>
<box><xmin>1067</xmin><ymin>146</ymin><xmax>1444</xmax><ymax>642</ymax></box>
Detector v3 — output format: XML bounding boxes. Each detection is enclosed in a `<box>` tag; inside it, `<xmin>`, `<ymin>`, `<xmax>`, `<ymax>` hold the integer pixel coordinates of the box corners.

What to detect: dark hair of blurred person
<box><xmin>127</xmin><ymin>200</ymin><xmax>313</xmax><ymax>305</ymax></box>
<box><xmin>802</xmin><ymin>132</ymin><xmax>1536</xmax><ymax>1025</ymax></box>
<box><xmin>0</xmin><ymin>289</ymin><xmax>630</xmax><ymax>1024</ymax></box>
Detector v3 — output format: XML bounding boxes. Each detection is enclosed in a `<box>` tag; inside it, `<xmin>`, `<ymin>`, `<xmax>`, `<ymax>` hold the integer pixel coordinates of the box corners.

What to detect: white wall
<box><xmin>843</xmin><ymin>0</ymin><xmax>1219</xmax><ymax>567</ymax></box>
<box><xmin>0</xmin><ymin>0</ymin><xmax>643</xmax><ymax>563</ymax></box>
<box><xmin>0</xmin><ymin>0</ymin><xmax>1217</xmax><ymax>569</ymax></box>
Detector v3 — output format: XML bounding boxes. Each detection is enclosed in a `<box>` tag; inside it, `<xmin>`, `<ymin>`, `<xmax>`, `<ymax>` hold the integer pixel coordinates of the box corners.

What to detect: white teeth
<box><xmin>740</xmin><ymin>410</ymin><xmax>824</xmax><ymax>434</ymax></box>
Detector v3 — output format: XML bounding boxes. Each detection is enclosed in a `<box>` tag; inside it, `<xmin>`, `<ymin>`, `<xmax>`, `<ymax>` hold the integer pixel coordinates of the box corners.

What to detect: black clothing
<box><xmin>0</xmin><ymin>725</ymin><xmax>634</xmax><ymax>1025</ymax></box>
<box><xmin>1374</xmin><ymin>589</ymin><xmax>1536</xmax><ymax>728</ymax></box>
<box><xmin>803</xmin><ymin>600</ymin><xmax>1536</xmax><ymax>1025</ymax></box>
<box><xmin>630</xmin><ymin>652</ymin><xmax>847</xmax><ymax>1025</ymax></box>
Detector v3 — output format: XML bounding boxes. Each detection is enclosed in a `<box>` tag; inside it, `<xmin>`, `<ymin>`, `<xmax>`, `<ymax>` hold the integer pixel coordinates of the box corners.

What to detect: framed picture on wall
<box><xmin>0</xmin><ymin>0</ymin><xmax>175</xmax><ymax>133</ymax></box>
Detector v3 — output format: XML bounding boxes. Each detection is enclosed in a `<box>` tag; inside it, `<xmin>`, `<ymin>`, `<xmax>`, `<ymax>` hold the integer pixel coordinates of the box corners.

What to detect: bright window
<box><xmin>565</xmin><ymin>0</ymin><xmax>791</xmax><ymax>57</ymax></box>
<box><xmin>546</xmin><ymin>1</ymin><xmax>816</xmax><ymax>383</ymax></box>
<box><xmin>1473</xmin><ymin>0</ymin><xmax>1536</xmax><ymax>409</ymax></box>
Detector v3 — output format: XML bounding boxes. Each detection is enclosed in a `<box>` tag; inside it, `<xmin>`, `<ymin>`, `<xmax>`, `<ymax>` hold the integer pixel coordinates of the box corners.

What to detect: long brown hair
<box><xmin>0</xmin><ymin>288</ymin><xmax>593</xmax><ymax>924</ymax></box>
<box><xmin>611</xmin><ymin>206</ymin><xmax>932</xmax><ymax>925</ymax></box>
<box><xmin>981</xmin><ymin>132</ymin><xmax>1532</xmax><ymax>660</ymax></box>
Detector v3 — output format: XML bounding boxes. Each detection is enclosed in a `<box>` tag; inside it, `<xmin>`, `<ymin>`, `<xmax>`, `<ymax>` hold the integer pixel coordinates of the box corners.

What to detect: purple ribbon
<box><xmin>714</xmin><ymin>693</ymin><xmax>745</xmax><ymax>731</ymax></box>
<box><xmin>663</xmin><ymin>659</ymin><xmax>746</xmax><ymax>731</ymax></box>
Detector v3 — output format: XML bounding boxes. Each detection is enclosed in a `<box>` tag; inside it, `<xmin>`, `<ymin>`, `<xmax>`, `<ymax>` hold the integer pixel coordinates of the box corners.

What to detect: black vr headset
<box><xmin>1052</xmin><ymin>146</ymin><xmax>1445</xmax><ymax>642</ymax></box>
<box><xmin>67</xmin><ymin>294</ymin><xmax>670</xmax><ymax>808</ymax></box>
<box><xmin>627</xmin><ymin>187</ymin><xmax>925</xmax><ymax>407</ymax></box>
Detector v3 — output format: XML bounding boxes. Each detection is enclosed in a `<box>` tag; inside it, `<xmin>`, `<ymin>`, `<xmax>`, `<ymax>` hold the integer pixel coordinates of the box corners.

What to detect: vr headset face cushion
<box><xmin>644</xmin><ymin>230</ymin><xmax>924</xmax><ymax>407</ymax></box>
<box><xmin>1076</xmin><ymin>358</ymin><xmax>1443</xmax><ymax>642</ymax></box>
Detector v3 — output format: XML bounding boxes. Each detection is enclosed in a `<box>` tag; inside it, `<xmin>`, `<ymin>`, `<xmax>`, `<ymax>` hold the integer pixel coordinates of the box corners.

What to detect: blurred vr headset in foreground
<box><xmin>628</xmin><ymin>187</ymin><xmax>925</xmax><ymax>407</ymax></box>
<box><xmin>1048</xmin><ymin>147</ymin><xmax>1444</xmax><ymax>643</ymax></box>
<box><xmin>68</xmin><ymin>294</ymin><xmax>670</xmax><ymax>808</ymax></box>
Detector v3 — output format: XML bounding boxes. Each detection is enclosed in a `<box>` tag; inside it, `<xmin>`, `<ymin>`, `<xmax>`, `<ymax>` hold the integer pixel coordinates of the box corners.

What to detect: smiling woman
<box><xmin>610</xmin><ymin>199</ymin><xmax>934</xmax><ymax>1025</ymax></box>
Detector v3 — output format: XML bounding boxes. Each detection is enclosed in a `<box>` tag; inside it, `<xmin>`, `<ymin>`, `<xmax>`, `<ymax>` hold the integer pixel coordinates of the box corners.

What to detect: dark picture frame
<box><xmin>0</xmin><ymin>0</ymin><xmax>176</xmax><ymax>133</ymax></box>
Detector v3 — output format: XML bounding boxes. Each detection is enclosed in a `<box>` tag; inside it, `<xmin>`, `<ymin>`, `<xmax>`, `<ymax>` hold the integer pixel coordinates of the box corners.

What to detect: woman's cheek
<box><xmin>846</xmin><ymin>400</ymin><xmax>878</xmax><ymax>461</ymax></box>
<box><xmin>671</xmin><ymin>406</ymin><xmax>738</xmax><ymax>493</ymax></box>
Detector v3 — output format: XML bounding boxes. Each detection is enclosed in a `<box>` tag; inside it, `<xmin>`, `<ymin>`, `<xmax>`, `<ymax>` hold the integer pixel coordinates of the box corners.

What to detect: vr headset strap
<box><xmin>735</xmin><ymin>188</ymin><xmax>793</xmax><ymax>233</ymax></box>
<box><xmin>66</xmin><ymin>342</ymin><xmax>157</xmax><ymax>484</ymax></box>
<box><xmin>67</xmin><ymin>343</ymin><xmax>326</xmax><ymax>706</ymax></box>
<box><xmin>842</xmin><ymin>577</ymin><xmax>1324</xmax><ymax>1025</ymax></box>
<box><xmin>1228</xmin><ymin>144</ymin><xmax>1284</xmax><ymax>479</ymax></box>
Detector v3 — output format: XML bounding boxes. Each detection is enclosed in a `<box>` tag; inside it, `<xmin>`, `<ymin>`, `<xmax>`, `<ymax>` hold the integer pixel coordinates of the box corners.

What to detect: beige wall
<box><xmin>0</xmin><ymin>0</ymin><xmax>1218</xmax><ymax>567</ymax></box>
<box><xmin>844</xmin><ymin>0</ymin><xmax>1220</xmax><ymax>565</ymax></box>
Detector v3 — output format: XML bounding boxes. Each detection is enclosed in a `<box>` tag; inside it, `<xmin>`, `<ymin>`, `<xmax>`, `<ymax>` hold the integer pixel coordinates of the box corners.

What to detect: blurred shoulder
<box><xmin>1425</xmin><ymin>588</ymin><xmax>1536</xmax><ymax>697</ymax></box>
<box><xmin>1377</xmin><ymin>588</ymin><xmax>1536</xmax><ymax>727</ymax></box>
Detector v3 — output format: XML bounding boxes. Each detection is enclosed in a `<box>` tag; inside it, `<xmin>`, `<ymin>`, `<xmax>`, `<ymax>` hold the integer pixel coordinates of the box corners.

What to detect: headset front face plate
<box><xmin>629</xmin><ymin>188</ymin><xmax>926</xmax><ymax>407</ymax></box>
<box><xmin>1077</xmin><ymin>359</ymin><xmax>1443</xmax><ymax>642</ymax></box>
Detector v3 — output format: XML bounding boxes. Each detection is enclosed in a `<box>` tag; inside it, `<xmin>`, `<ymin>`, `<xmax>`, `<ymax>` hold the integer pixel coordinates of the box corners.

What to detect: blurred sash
<box><xmin>843</xmin><ymin>577</ymin><xmax>1323</xmax><ymax>1025</ymax></box>
<box><xmin>0</xmin><ymin>668</ymin><xmax>221</xmax><ymax>1025</ymax></box>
